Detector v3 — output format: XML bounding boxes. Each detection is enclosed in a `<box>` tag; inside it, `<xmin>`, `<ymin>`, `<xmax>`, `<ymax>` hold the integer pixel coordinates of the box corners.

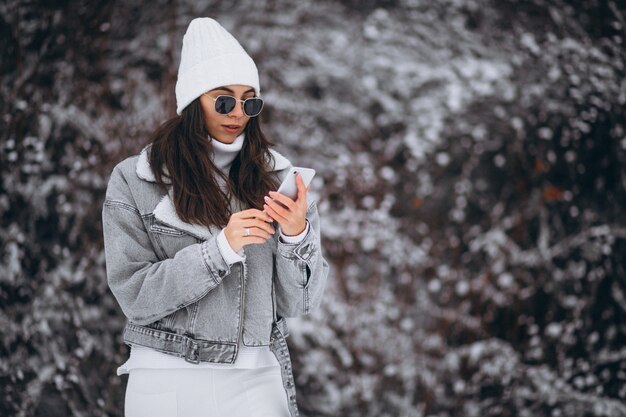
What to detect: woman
<box><xmin>101</xmin><ymin>17</ymin><xmax>329</xmax><ymax>417</ymax></box>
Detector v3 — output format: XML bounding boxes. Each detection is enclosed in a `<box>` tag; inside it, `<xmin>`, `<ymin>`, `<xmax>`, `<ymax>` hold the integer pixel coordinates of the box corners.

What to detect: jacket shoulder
<box><xmin>116</xmin><ymin>153</ymin><xmax>141</xmax><ymax>178</ymax></box>
<box><xmin>104</xmin><ymin>152</ymin><xmax>143</xmax><ymax>203</ymax></box>
<box><xmin>268</xmin><ymin>148</ymin><xmax>292</xmax><ymax>172</ymax></box>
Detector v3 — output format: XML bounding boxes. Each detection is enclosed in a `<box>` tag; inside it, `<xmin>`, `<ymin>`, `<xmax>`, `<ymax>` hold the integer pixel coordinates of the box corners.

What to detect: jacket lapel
<box><xmin>136</xmin><ymin>144</ymin><xmax>292</xmax><ymax>240</ymax></box>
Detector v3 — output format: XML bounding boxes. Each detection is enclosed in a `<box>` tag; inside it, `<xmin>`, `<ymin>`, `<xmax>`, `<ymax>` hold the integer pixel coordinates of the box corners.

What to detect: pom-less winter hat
<box><xmin>175</xmin><ymin>17</ymin><xmax>260</xmax><ymax>115</ymax></box>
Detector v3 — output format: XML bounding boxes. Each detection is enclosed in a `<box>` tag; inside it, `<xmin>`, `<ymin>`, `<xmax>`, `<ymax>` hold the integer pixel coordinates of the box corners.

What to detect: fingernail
<box><xmin>264</xmin><ymin>196</ymin><xmax>270</xmax><ymax>201</ymax></box>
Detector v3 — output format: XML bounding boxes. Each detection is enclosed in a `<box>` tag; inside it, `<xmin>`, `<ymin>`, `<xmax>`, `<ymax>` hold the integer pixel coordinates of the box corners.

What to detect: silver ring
<box><xmin>245</xmin><ymin>227</ymin><xmax>250</xmax><ymax>237</ymax></box>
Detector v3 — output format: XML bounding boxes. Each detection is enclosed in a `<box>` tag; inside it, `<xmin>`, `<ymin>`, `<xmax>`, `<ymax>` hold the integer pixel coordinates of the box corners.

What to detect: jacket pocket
<box><xmin>150</xmin><ymin>223</ymin><xmax>185</xmax><ymax>236</ymax></box>
<box><xmin>149</xmin><ymin>222</ymin><xmax>201</xmax><ymax>259</ymax></box>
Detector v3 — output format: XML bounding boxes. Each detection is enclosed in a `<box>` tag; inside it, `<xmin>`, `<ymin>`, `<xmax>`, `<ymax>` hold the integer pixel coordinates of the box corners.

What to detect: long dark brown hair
<box><xmin>147</xmin><ymin>98</ymin><xmax>281</xmax><ymax>228</ymax></box>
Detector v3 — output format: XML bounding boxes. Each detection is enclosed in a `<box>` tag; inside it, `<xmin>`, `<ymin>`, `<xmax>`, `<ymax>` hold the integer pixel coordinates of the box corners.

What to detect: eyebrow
<box><xmin>210</xmin><ymin>86</ymin><xmax>255</xmax><ymax>95</ymax></box>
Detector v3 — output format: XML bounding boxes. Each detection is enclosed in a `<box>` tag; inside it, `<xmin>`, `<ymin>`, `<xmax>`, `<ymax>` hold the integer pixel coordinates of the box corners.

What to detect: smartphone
<box><xmin>276</xmin><ymin>167</ymin><xmax>316</xmax><ymax>200</ymax></box>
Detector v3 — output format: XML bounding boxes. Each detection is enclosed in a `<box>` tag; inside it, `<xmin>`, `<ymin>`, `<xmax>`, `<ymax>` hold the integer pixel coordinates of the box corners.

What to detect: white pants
<box><xmin>125</xmin><ymin>366</ymin><xmax>291</xmax><ymax>417</ymax></box>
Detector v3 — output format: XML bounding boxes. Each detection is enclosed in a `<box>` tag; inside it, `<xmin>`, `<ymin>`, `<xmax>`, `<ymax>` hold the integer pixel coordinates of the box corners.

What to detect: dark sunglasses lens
<box><xmin>244</xmin><ymin>98</ymin><xmax>263</xmax><ymax>117</ymax></box>
<box><xmin>215</xmin><ymin>96</ymin><xmax>236</xmax><ymax>114</ymax></box>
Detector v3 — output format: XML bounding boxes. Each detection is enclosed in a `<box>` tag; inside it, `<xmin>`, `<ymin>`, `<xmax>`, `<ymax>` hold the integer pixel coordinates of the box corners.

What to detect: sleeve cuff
<box><xmin>217</xmin><ymin>228</ymin><xmax>245</xmax><ymax>265</ymax></box>
<box><xmin>279</xmin><ymin>220</ymin><xmax>310</xmax><ymax>244</ymax></box>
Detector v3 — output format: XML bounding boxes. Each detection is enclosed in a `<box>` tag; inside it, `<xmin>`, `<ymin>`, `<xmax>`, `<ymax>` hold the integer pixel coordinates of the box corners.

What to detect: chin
<box><xmin>210</xmin><ymin>133</ymin><xmax>234</xmax><ymax>144</ymax></box>
<box><xmin>217</xmin><ymin>136</ymin><xmax>236</xmax><ymax>144</ymax></box>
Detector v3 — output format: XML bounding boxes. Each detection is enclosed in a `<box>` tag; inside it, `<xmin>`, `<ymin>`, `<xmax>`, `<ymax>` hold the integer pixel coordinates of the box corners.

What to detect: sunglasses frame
<box><xmin>203</xmin><ymin>93</ymin><xmax>264</xmax><ymax>117</ymax></box>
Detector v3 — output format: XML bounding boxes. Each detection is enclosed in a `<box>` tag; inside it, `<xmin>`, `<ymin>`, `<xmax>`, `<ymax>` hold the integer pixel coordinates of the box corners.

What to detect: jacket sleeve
<box><xmin>101</xmin><ymin>166</ymin><xmax>233</xmax><ymax>325</ymax></box>
<box><xmin>273</xmin><ymin>198</ymin><xmax>330</xmax><ymax>317</ymax></box>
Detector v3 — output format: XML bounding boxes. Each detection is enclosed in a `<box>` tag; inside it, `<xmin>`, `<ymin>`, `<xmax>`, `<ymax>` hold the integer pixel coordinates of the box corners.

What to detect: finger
<box><xmin>243</xmin><ymin>226</ymin><xmax>272</xmax><ymax>240</ymax></box>
<box><xmin>267</xmin><ymin>191</ymin><xmax>296</xmax><ymax>211</ymax></box>
<box><xmin>264</xmin><ymin>206</ymin><xmax>277</xmax><ymax>223</ymax></box>
<box><xmin>264</xmin><ymin>202</ymin><xmax>288</xmax><ymax>223</ymax></box>
<box><xmin>237</xmin><ymin>208</ymin><xmax>273</xmax><ymax>223</ymax></box>
<box><xmin>296</xmin><ymin>173</ymin><xmax>307</xmax><ymax>203</ymax></box>
<box><xmin>262</xmin><ymin>206</ymin><xmax>279</xmax><ymax>224</ymax></box>
<box><xmin>264</xmin><ymin>195</ymin><xmax>290</xmax><ymax>218</ymax></box>
<box><xmin>239</xmin><ymin>223</ymin><xmax>271</xmax><ymax>239</ymax></box>
<box><xmin>242</xmin><ymin>218</ymin><xmax>276</xmax><ymax>235</ymax></box>
<box><xmin>236</xmin><ymin>208</ymin><xmax>260</xmax><ymax>218</ymax></box>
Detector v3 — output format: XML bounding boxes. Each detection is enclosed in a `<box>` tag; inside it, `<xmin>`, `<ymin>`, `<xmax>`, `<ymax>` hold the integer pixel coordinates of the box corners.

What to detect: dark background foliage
<box><xmin>2</xmin><ymin>0</ymin><xmax>625</xmax><ymax>416</ymax></box>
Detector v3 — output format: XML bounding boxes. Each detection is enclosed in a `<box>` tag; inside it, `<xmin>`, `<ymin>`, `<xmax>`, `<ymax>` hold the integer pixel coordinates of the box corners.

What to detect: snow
<box><xmin>3</xmin><ymin>0</ymin><xmax>626</xmax><ymax>416</ymax></box>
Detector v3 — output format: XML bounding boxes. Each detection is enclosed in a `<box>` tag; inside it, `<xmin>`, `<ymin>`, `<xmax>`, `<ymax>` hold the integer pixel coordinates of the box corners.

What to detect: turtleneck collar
<box><xmin>211</xmin><ymin>133</ymin><xmax>244</xmax><ymax>174</ymax></box>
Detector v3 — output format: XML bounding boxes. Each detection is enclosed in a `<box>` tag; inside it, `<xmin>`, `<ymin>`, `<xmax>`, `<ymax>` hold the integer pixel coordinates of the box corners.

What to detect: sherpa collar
<box><xmin>135</xmin><ymin>144</ymin><xmax>291</xmax><ymax>240</ymax></box>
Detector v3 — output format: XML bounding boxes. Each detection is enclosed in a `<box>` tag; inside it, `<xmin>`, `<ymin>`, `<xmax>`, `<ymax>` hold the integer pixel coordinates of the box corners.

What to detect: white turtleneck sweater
<box><xmin>212</xmin><ymin>133</ymin><xmax>310</xmax><ymax>264</ymax></box>
<box><xmin>116</xmin><ymin>133</ymin><xmax>309</xmax><ymax>375</ymax></box>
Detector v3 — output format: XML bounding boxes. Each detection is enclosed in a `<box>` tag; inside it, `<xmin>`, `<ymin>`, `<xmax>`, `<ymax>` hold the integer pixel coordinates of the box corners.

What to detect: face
<box><xmin>199</xmin><ymin>84</ymin><xmax>256</xmax><ymax>144</ymax></box>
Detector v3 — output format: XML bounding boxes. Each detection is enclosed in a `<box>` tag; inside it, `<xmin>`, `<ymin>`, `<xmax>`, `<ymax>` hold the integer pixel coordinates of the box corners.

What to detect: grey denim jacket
<box><xmin>101</xmin><ymin>144</ymin><xmax>329</xmax><ymax>416</ymax></box>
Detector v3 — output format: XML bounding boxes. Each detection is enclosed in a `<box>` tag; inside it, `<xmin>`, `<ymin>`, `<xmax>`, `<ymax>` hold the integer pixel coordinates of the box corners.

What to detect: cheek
<box><xmin>200</xmin><ymin>99</ymin><xmax>219</xmax><ymax>122</ymax></box>
<box><xmin>203</xmin><ymin>106</ymin><xmax>216</xmax><ymax>123</ymax></box>
<box><xmin>203</xmin><ymin>108</ymin><xmax>222</xmax><ymax>132</ymax></box>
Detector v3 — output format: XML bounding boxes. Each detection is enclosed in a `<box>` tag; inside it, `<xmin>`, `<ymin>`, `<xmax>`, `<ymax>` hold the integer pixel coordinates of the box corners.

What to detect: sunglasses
<box><xmin>204</xmin><ymin>94</ymin><xmax>264</xmax><ymax>117</ymax></box>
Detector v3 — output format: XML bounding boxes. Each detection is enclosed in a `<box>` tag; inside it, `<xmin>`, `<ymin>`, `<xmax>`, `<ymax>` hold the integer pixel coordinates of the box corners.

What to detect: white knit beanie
<box><xmin>175</xmin><ymin>17</ymin><xmax>260</xmax><ymax>115</ymax></box>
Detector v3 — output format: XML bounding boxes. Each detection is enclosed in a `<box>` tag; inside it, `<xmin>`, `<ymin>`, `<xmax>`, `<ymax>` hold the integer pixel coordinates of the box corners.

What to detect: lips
<box><xmin>222</xmin><ymin>124</ymin><xmax>241</xmax><ymax>133</ymax></box>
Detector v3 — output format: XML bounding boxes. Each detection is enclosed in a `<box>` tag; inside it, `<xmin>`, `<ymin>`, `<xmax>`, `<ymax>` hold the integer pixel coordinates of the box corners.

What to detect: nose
<box><xmin>228</xmin><ymin>100</ymin><xmax>245</xmax><ymax>118</ymax></box>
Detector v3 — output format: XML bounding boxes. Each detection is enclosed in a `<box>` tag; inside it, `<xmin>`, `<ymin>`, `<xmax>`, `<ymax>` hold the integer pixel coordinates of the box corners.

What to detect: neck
<box><xmin>211</xmin><ymin>133</ymin><xmax>244</xmax><ymax>174</ymax></box>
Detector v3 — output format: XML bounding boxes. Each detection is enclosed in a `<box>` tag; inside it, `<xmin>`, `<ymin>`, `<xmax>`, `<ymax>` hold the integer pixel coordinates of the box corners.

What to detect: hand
<box><xmin>224</xmin><ymin>208</ymin><xmax>276</xmax><ymax>252</ymax></box>
<box><xmin>263</xmin><ymin>172</ymin><xmax>310</xmax><ymax>236</ymax></box>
